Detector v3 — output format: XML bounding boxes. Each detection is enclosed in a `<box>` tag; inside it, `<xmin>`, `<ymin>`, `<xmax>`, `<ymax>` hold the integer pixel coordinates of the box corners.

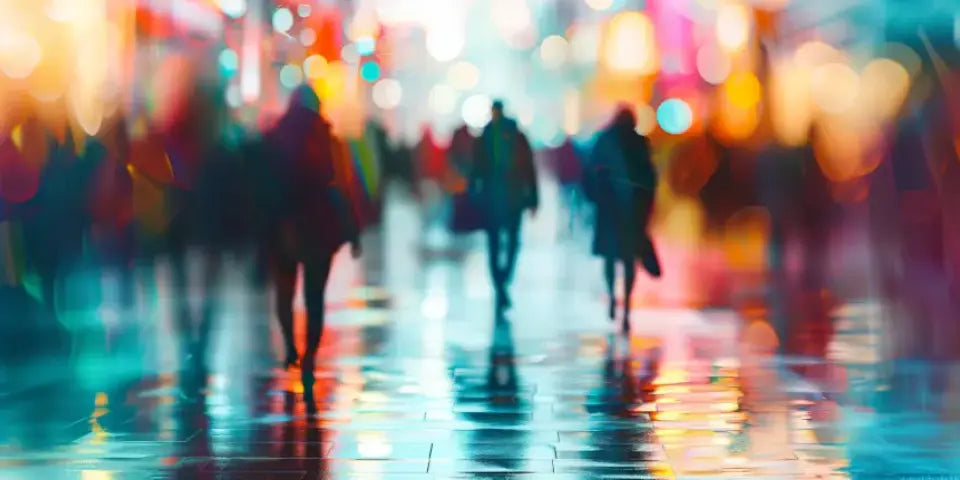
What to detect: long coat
<box><xmin>583</xmin><ymin>126</ymin><xmax>656</xmax><ymax>259</ymax></box>
<box><xmin>470</xmin><ymin>118</ymin><xmax>538</xmax><ymax>227</ymax></box>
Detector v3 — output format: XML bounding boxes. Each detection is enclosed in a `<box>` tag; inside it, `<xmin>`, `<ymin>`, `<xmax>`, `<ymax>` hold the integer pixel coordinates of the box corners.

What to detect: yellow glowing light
<box><xmin>0</xmin><ymin>30</ymin><xmax>42</xmax><ymax>79</ymax></box>
<box><xmin>656</xmin><ymin>411</ymin><xmax>685</xmax><ymax>421</ymax></box>
<box><xmin>540</xmin><ymin>35</ymin><xmax>569</xmax><ymax>70</ymax></box>
<box><xmin>770</xmin><ymin>58</ymin><xmax>813</xmax><ymax>146</ymax></box>
<box><xmin>793</xmin><ymin>41</ymin><xmax>843</xmax><ymax>68</ymax></box>
<box><xmin>811</xmin><ymin>62</ymin><xmax>859</xmax><ymax>114</ymax></box>
<box><xmin>303</xmin><ymin>54</ymin><xmax>328</xmax><ymax>79</ymax></box>
<box><xmin>446</xmin><ymin>61</ymin><xmax>479</xmax><ymax>90</ymax></box>
<box><xmin>860</xmin><ymin>58</ymin><xmax>910</xmax><ymax>121</ymax></box>
<box><xmin>80</xmin><ymin>470</ymin><xmax>113</xmax><ymax>480</ymax></box>
<box><xmin>723</xmin><ymin>207</ymin><xmax>770</xmax><ymax>271</ymax></box>
<box><xmin>723</xmin><ymin>71</ymin><xmax>760</xmax><ymax>109</ymax></box>
<box><xmin>10</xmin><ymin>124</ymin><xmax>22</xmax><ymax>150</ymax></box>
<box><xmin>716</xmin><ymin>4</ymin><xmax>751</xmax><ymax>51</ymax></box>
<box><xmin>603</xmin><ymin>12</ymin><xmax>658</xmax><ymax>75</ymax></box>
<box><xmin>586</xmin><ymin>0</ymin><xmax>615</xmax><ymax>11</ymax></box>
<box><xmin>715</xmin><ymin>102</ymin><xmax>758</xmax><ymax>141</ymax></box>
<box><xmin>635</xmin><ymin>103</ymin><xmax>656</xmax><ymax>135</ymax></box>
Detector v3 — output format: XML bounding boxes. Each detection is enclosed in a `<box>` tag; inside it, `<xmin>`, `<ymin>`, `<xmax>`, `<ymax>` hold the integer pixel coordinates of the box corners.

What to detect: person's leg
<box><xmin>168</xmin><ymin>239</ymin><xmax>194</xmax><ymax>365</ymax></box>
<box><xmin>194</xmin><ymin>248</ymin><xmax>223</xmax><ymax>374</ymax></box>
<box><xmin>604</xmin><ymin>256</ymin><xmax>616</xmax><ymax>320</ymax></box>
<box><xmin>622</xmin><ymin>257</ymin><xmax>637</xmax><ymax>333</ymax></box>
<box><xmin>301</xmin><ymin>251</ymin><xmax>334</xmax><ymax>411</ymax></box>
<box><xmin>503</xmin><ymin>216</ymin><xmax>521</xmax><ymax>286</ymax></box>
<box><xmin>272</xmin><ymin>252</ymin><xmax>299</xmax><ymax>368</ymax></box>
<box><xmin>486</xmin><ymin>226</ymin><xmax>505</xmax><ymax>306</ymax></box>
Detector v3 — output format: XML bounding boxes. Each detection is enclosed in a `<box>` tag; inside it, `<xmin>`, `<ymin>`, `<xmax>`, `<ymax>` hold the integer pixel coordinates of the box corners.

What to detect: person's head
<box><xmin>289</xmin><ymin>85</ymin><xmax>321</xmax><ymax>115</ymax></box>
<box><xmin>613</xmin><ymin>105</ymin><xmax>636</xmax><ymax>130</ymax></box>
<box><xmin>491</xmin><ymin>99</ymin><xmax>505</xmax><ymax>123</ymax></box>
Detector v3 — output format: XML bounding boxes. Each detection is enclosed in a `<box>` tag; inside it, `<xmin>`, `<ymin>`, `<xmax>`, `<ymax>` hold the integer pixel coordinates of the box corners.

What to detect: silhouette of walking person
<box><xmin>263</xmin><ymin>86</ymin><xmax>361</xmax><ymax>412</ymax></box>
<box><xmin>470</xmin><ymin>100</ymin><xmax>538</xmax><ymax>312</ymax></box>
<box><xmin>584</xmin><ymin>107</ymin><xmax>660</xmax><ymax>332</ymax></box>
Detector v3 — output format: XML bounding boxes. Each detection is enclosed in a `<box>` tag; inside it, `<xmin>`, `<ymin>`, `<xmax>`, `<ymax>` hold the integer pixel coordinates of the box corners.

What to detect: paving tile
<box><xmin>430</xmin><ymin>443</ymin><xmax>557</xmax><ymax>460</ymax></box>
<box><xmin>428</xmin><ymin>459</ymin><xmax>555</xmax><ymax>474</ymax></box>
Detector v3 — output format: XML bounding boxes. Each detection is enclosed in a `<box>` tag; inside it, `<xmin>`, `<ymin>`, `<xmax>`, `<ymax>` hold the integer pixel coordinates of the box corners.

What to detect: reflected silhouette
<box><xmin>578</xmin><ymin>336</ymin><xmax>661</xmax><ymax>478</ymax></box>
<box><xmin>451</xmin><ymin>315</ymin><xmax>531</xmax><ymax>473</ymax></box>
<box><xmin>172</xmin><ymin>381</ymin><xmax>214</xmax><ymax>479</ymax></box>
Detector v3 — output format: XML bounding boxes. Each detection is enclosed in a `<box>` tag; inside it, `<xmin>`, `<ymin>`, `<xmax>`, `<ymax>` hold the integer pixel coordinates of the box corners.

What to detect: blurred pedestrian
<box><xmin>583</xmin><ymin>107</ymin><xmax>660</xmax><ymax>332</ymax></box>
<box><xmin>470</xmin><ymin>100</ymin><xmax>538</xmax><ymax>312</ymax></box>
<box><xmin>263</xmin><ymin>86</ymin><xmax>361</xmax><ymax>412</ymax></box>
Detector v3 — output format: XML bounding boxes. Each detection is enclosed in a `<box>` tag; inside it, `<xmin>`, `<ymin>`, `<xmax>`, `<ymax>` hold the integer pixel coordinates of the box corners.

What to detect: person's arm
<box><xmin>517</xmin><ymin>132</ymin><xmax>538</xmax><ymax>211</ymax></box>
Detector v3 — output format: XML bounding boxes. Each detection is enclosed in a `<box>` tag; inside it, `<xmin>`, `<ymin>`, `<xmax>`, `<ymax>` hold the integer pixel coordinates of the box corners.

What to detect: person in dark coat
<box><xmin>583</xmin><ymin>107</ymin><xmax>660</xmax><ymax>332</ymax></box>
<box><xmin>264</xmin><ymin>86</ymin><xmax>361</xmax><ymax>411</ymax></box>
<box><xmin>470</xmin><ymin>100</ymin><xmax>538</xmax><ymax>312</ymax></box>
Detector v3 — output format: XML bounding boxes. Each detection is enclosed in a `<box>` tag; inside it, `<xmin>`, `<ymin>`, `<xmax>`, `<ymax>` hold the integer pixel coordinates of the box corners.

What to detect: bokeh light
<box><xmin>860</xmin><ymin>58</ymin><xmax>910</xmax><ymax>121</ymax></box>
<box><xmin>881</xmin><ymin>42</ymin><xmax>923</xmax><ymax>78</ymax></box>
<box><xmin>810</xmin><ymin>62</ymin><xmax>859</xmax><ymax>114</ymax></box>
<box><xmin>635</xmin><ymin>103</ymin><xmax>657</xmax><ymax>135</ymax></box>
<box><xmin>225</xmin><ymin>84</ymin><xmax>242</xmax><ymax>108</ymax></box>
<box><xmin>570</xmin><ymin>23</ymin><xmax>601</xmax><ymax>65</ymax></box>
<box><xmin>356</xmin><ymin>37</ymin><xmax>376</xmax><ymax>56</ymax></box>
<box><xmin>794</xmin><ymin>41</ymin><xmax>843</xmax><ymax>68</ymax></box>
<box><xmin>272</xmin><ymin>8</ymin><xmax>294</xmax><ymax>33</ymax></box>
<box><xmin>372</xmin><ymin>79</ymin><xmax>403</xmax><ymax>110</ymax></box>
<box><xmin>360</xmin><ymin>61</ymin><xmax>381</xmax><ymax>82</ymax></box>
<box><xmin>300</xmin><ymin>28</ymin><xmax>317</xmax><ymax>47</ymax></box>
<box><xmin>297</xmin><ymin>4</ymin><xmax>311</xmax><ymax>18</ymax></box>
<box><xmin>219</xmin><ymin>49</ymin><xmax>239</xmax><ymax>77</ymax></box>
<box><xmin>770</xmin><ymin>58</ymin><xmax>813</xmax><ymax>146</ymax></box>
<box><xmin>657</xmin><ymin>98</ymin><xmax>693</xmax><ymax>135</ymax></box>
<box><xmin>491</xmin><ymin>0</ymin><xmax>535</xmax><ymax>49</ymax></box>
<box><xmin>716</xmin><ymin>4</ymin><xmax>751</xmax><ymax>51</ymax></box>
<box><xmin>447</xmin><ymin>61</ymin><xmax>480</xmax><ymax>91</ymax></box>
<box><xmin>303</xmin><ymin>55</ymin><xmax>328</xmax><ymax>79</ymax></box>
<box><xmin>218</xmin><ymin>0</ymin><xmax>246</xmax><ymax>19</ymax></box>
<box><xmin>696</xmin><ymin>44</ymin><xmax>731</xmax><ymax>85</ymax></box>
<box><xmin>341</xmin><ymin>44</ymin><xmax>359</xmax><ymax>64</ymax></box>
<box><xmin>723</xmin><ymin>71</ymin><xmax>761</xmax><ymax>109</ymax></box>
<box><xmin>585</xmin><ymin>0</ymin><xmax>615</xmax><ymax>11</ymax></box>
<box><xmin>0</xmin><ymin>31</ymin><xmax>42</xmax><ymax>79</ymax></box>
<box><xmin>279</xmin><ymin>64</ymin><xmax>304</xmax><ymax>89</ymax></box>
<box><xmin>462</xmin><ymin>93</ymin><xmax>492</xmax><ymax>128</ymax></box>
<box><xmin>540</xmin><ymin>35</ymin><xmax>569</xmax><ymax>70</ymax></box>
<box><xmin>603</xmin><ymin>12</ymin><xmax>658</xmax><ymax>75</ymax></box>
<box><xmin>429</xmin><ymin>84</ymin><xmax>458</xmax><ymax>115</ymax></box>
<box><xmin>426</xmin><ymin>26</ymin><xmax>464</xmax><ymax>62</ymax></box>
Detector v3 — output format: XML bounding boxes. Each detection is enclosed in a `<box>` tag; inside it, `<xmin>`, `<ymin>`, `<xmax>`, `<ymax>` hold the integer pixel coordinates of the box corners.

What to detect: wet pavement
<box><xmin>2</xmin><ymin>186</ymin><xmax>960</xmax><ymax>479</ymax></box>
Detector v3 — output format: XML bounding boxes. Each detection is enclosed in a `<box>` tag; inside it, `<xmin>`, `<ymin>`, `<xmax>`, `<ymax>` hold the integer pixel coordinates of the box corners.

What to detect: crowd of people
<box><xmin>7</xmin><ymin>50</ymin><xmax>960</xmax><ymax>414</ymax></box>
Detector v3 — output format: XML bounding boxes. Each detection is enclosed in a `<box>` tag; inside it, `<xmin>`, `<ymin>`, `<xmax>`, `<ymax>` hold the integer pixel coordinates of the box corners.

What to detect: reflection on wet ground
<box><xmin>2</xmin><ymin>189</ymin><xmax>960</xmax><ymax>479</ymax></box>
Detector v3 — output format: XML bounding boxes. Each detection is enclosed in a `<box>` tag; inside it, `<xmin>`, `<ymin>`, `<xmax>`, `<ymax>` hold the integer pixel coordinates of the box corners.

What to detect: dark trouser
<box><xmin>604</xmin><ymin>256</ymin><xmax>637</xmax><ymax>317</ymax></box>
<box><xmin>272</xmin><ymin>248</ymin><xmax>334</xmax><ymax>389</ymax></box>
<box><xmin>486</xmin><ymin>216</ymin><xmax>521</xmax><ymax>302</ymax></box>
